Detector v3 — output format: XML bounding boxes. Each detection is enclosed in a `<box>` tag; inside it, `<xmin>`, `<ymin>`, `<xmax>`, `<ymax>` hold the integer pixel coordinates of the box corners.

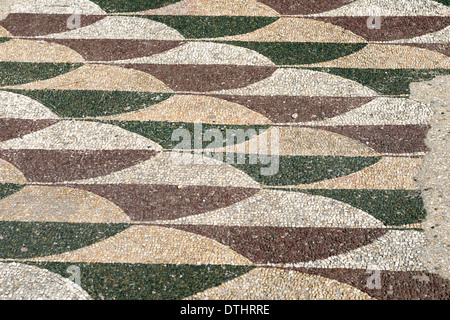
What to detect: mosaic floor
<box><xmin>0</xmin><ymin>0</ymin><xmax>449</xmax><ymax>300</ymax></box>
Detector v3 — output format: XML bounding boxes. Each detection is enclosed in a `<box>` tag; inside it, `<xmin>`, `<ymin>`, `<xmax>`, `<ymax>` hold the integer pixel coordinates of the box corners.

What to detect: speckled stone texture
<box><xmin>0</xmin><ymin>0</ymin><xmax>449</xmax><ymax>300</ymax></box>
<box><xmin>412</xmin><ymin>76</ymin><xmax>450</xmax><ymax>280</ymax></box>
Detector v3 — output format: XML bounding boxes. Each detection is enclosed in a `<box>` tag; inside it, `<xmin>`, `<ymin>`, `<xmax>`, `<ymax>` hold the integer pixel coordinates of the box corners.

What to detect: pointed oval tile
<box><xmin>259</xmin><ymin>0</ymin><xmax>356</xmax><ymax>15</ymax></box>
<box><xmin>207</xmin><ymin>95</ymin><xmax>376</xmax><ymax>124</ymax></box>
<box><xmin>306</xmin><ymin>44</ymin><xmax>450</xmax><ymax>69</ymax></box>
<box><xmin>0</xmin><ymin>120</ymin><xmax>162</xmax><ymax>151</ymax></box>
<box><xmin>0</xmin><ymin>26</ymin><xmax>11</xmax><ymax>37</ymax></box>
<box><xmin>0</xmin><ymin>160</ymin><xmax>26</xmax><ymax>184</ymax></box>
<box><xmin>313</xmin><ymin>16</ymin><xmax>450</xmax><ymax>42</ymax></box>
<box><xmin>123</xmin><ymin>64</ymin><xmax>277</xmax><ymax>92</ymax></box>
<box><xmin>141</xmin><ymin>15</ymin><xmax>279</xmax><ymax>39</ymax></box>
<box><xmin>7</xmin><ymin>64</ymin><xmax>173</xmax><ymax>92</ymax></box>
<box><xmin>393</xmin><ymin>26</ymin><xmax>450</xmax><ymax>44</ymax></box>
<box><xmin>0</xmin><ymin>39</ymin><xmax>85</xmax><ymax>63</ymax></box>
<box><xmin>0</xmin><ymin>221</ymin><xmax>130</xmax><ymax>259</ymax></box>
<box><xmin>136</xmin><ymin>0</ymin><xmax>197</xmax><ymax>15</ymax></box>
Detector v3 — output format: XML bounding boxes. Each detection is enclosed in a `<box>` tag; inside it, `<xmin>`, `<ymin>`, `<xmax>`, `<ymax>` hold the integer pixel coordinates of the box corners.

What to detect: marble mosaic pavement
<box><xmin>0</xmin><ymin>0</ymin><xmax>449</xmax><ymax>300</ymax></box>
